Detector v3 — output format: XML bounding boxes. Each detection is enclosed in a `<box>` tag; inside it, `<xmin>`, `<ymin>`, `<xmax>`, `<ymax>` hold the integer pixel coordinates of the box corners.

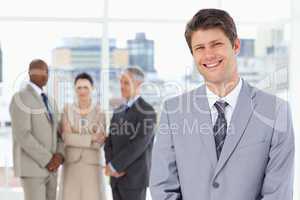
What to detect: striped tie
<box><xmin>213</xmin><ymin>101</ymin><xmax>228</xmax><ymax>160</ymax></box>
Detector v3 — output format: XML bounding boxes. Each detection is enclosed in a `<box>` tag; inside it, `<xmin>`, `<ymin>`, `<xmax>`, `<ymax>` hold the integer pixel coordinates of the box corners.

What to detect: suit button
<box><xmin>212</xmin><ymin>182</ymin><xmax>220</xmax><ymax>188</ymax></box>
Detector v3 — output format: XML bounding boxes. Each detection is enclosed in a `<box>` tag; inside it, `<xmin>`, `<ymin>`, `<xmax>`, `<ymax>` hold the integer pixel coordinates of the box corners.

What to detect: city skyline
<box><xmin>52</xmin><ymin>33</ymin><xmax>156</xmax><ymax>73</ymax></box>
<box><xmin>0</xmin><ymin>23</ymin><xmax>291</xmax><ymax>103</ymax></box>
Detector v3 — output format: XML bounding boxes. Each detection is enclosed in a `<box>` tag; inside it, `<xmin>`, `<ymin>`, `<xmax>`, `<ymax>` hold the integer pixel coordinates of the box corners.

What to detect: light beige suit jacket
<box><xmin>9</xmin><ymin>84</ymin><xmax>64</xmax><ymax>177</ymax></box>
<box><xmin>61</xmin><ymin>103</ymin><xmax>106</xmax><ymax>164</ymax></box>
<box><xmin>60</xmin><ymin>103</ymin><xmax>107</xmax><ymax>200</ymax></box>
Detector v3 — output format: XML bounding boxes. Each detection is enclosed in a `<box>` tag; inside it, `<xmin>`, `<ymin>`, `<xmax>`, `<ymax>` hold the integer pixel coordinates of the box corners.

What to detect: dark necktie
<box><xmin>213</xmin><ymin>101</ymin><xmax>228</xmax><ymax>160</ymax></box>
<box><xmin>41</xmin><ymin>93</ymin><xmax>53</xmax><ymax>123</ymax></box>
<box><xmin>125</xmin><ymin>104</ymin><xmax>130</xmax><ymax>113</ymax></box>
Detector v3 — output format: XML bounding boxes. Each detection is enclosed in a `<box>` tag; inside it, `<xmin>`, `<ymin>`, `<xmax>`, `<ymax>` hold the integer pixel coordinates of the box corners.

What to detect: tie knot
<box><xmin>41</xmin><ymin>93</ymin><xmax>47</xmax><ymax>98</ymax></box>
<box><xmin>124</xmin><ymin>104</ymin><xmax>130</xmax><ymax>112</ymax></box>
<box><xmin>41</xmin><ymin>93</ymin><xmax>49</xmax><ymax>102</ymax></box>
<box><xmin>214</xmin><ymin>101</ymin><xmax>228</xmax><ymax>114</ymax></box>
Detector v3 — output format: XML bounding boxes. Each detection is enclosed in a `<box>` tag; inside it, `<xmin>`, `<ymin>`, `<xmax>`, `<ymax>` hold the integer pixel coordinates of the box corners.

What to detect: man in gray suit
<box><xmin>150</xmin><ymin>9</ymin><xmax>294</xmax><ymax>200</ymax></box>
<box><xmin>104</xmin><ymin>68</ymin><xmax>156</xmax><ymax>200</ymax></box>
<box><xmin>9</xmin><ymin>59</ymin><xmax>64</xmax><ymax>200</ymax></box>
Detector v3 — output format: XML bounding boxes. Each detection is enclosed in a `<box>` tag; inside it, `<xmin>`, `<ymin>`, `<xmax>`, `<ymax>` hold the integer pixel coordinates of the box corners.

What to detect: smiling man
<box><xmin>150</xmin><ymin>9</ymin><xmax>294</xmax><ymax>200</ymax></box>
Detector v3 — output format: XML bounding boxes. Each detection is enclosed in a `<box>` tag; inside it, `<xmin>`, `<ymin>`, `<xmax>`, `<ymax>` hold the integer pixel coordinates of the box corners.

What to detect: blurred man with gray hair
<box><xmin>104</xmin><ymin>67</ymin><xmax>157</xmax><ymax>200</ymax></box>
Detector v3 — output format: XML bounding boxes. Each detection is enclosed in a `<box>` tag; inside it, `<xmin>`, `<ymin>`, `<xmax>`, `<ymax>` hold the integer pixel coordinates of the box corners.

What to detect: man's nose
<box><xmin>203</xmin><ymin>48</ymin><xmax>216</xmax><ymax>60</ymax></box>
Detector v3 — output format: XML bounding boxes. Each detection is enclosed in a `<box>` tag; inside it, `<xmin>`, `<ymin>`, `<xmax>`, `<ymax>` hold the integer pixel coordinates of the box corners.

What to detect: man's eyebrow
<box><xmin>192</xmin><ymin>39</ymin><xmax>223</xmax><ymax>48</ymax></box>
<box><xmin>209</xmin><ymin>39</ymin><xmax>222</xmax><ymax>44</ymax></box>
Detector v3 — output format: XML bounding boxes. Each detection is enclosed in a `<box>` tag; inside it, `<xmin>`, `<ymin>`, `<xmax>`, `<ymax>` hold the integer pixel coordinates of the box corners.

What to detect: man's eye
<box><xmin>214</xmin><ymin>43</ymin><xmax>223</xmax><ymax>47</ymax></box>
<box><xmin>195</xmin><ymin>46</ymin><xmax>204</xmax><ymax>51</ymax></box>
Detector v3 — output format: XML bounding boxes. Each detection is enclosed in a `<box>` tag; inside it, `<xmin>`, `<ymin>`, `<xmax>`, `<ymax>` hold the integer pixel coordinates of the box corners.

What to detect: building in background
<box><xmin>255</xmin><ymin>27</ymin><xmax>289</xmax><ymax>91</ymax></box>
<box><xmin>237</xmin><ymin>38</ymin><xmax>267</xmax><ymax>86</ymax></box>
<box><xmin>52</xmin><ymin>37</ymin><xmax>117</xmax><ymax>69</ymax></box>
<box><xmin>51</xmin><ymin>37</ymin><xmax>120</xmax><ymax>109</ymax></box>
<box><xmin>111</xmin><ymin>48</ymin><xmax>129</xmax><ymax>69</ymax></box>
<box><xmin>127</xmin><ymin>33</ymin><xmax>155</xmax><ymax>73</ymax></box>
<box><xmin>256</xmin><ymin>26</ymin><xmax>285</xmax><ymax>57</ymax></box>
<box><xmin>50</xmin><ymin>35</ymin><xmax>161</xmax><ymax>110</ymax></box>
<box><xmin>239</xmin><ymin>39</ymin><xmax>255</xmax><ymax>58</ymax></box>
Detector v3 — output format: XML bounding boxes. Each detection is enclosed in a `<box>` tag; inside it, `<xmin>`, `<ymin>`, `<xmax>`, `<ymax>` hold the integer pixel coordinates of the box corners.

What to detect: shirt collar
<box><xmin>206</xmin><ymin>78</ymin><xmax>243</xmax><ymax>110</ymax></box>
<box><xmin>127</xmin><ymin>95</ymin><xmax>140</xmax><ymax>108</ymax></box>
<box><xmin>28</xmin><ymin>81</ymin><xmax>44</xmax><ymax>96</ymax></box>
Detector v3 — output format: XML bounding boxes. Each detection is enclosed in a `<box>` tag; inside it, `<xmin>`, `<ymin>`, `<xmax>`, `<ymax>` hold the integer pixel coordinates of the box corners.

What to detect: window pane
<box><xmin>108</xmin><ymin>22</ymin><xmax>192</xmax><ymax>110</ymax></box>
<box><xmin>0</xmin><ymin>22</ymin><xmax>103</xmax><ymax>194</ymax></box>
<box><xmin>0</xmin><ymin>22</ymin><xmax>102</xmax><ymax>90</ymax></box>
<box><xmin>0</xmin><ymin>0</ymin><xmax>104</xmax><ymax>18</ymax></box>
<box><xmin>236</xmin><ymin>22</ymin><xmax>290</xmax><ymax>97</ymax></box>
<box><xmin>222</xmin><ymin>0</ymin><xmax>291</xmax><ymax>22</ymax></box>
<box><xmin>107</xmin><ymin>21</ymin><xmax>290</xmax><ymax>112</ymax></box>
<box><xmin>109</xmin><ymin>0</ymin><xmax>219</xmax><ymax>20</ymax></box>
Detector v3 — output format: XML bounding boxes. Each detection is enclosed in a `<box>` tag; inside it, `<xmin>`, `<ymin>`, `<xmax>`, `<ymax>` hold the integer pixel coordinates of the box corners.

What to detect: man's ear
<box><xmin>136</xmin><ymin>80</ymin><xmax>143</xmax><ymax>87</ymax></box>
<box><xmin>233</xmin><ymin>38</ymin><xmax>241</xmax><ymax>56</ymax></box>
<box><xmin>28</xmin><ymin>70</ymin><xmax>33</xmax><ymax>80</ymax></box>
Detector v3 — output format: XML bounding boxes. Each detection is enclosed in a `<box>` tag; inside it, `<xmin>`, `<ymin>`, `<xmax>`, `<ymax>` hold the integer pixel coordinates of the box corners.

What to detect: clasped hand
<box><xmin>46</xmin><ymin>153</ymin><xmax>64</xmax><ymax>172</ymax></box>
<box><xmin>92</xmin><ymin>133</ymin><xmax>106</xmax><ymax>144</ymax></box>
<box><xmin>104</xmin><ymin>165</ymin><xmax>126</xmax><ymax>178</ymax></box>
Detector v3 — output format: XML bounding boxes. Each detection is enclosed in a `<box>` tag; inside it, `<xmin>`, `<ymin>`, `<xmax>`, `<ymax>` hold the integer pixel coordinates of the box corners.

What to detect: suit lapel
<box><xmin>27</xmin><ymin>85</ymin><xmax>53</xmax><ymax>125</ymax></box>
<box><xmin>47</xmin><ymin>95</ymin><xmax>57</xmax><ymax>125</ymax></box>
<box><xmin>129</xmin><ymin>97</ymin><xmax>143</xmax><ymax>113</ymax></box>
<box><xmin>213</xmin><ymin>81</ymin><xmax>257</xmax><ymax>178</ymax></box>
<box><xmin>192</xmin><ymin>86</ymin><xmax>218</xmax><ymax>167</ymax></box>
<box><xmin>114</xmin><ymin>103</ymin><xmax>130</xmax><ymax>126</ymax></box>
<box><xmin>124</xmin><ymin>96</ymin><xmax>143</xmax><ymax>120</ymax></box>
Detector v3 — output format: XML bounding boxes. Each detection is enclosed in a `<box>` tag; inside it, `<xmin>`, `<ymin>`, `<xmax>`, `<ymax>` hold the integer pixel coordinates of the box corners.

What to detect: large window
<box><xmin>0</xmin><ymin>21</ymin><xmax>105</xmax><ymax>199</ymax></box>
<box><xmin>0</xmin><ymin>0</ymin><xmax>299</xmax><ymax>199</ymax></box>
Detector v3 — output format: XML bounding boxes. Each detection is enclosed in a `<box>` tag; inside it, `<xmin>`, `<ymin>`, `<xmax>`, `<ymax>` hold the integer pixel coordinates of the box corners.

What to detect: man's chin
<box><xmin>121</xmin><ymin>95</ymin><xmax>129</xmax><ymax>100</ymax></box>
<box><xmin>204</xmin><ymin>78</ymin><xmax>227</xmax><ymax>87</ymax></box>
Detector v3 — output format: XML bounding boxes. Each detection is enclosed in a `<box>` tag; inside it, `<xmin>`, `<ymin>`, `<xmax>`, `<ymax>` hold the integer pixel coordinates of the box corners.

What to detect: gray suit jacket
<box><xmin>9</xmin><ymin>84</ymin><xmax>64</xmax><ymax>177</ymax></box>
<box><xmin>104</xmin><ymin>97</ymin><xmax>157</xmax><ymax>189</ymax></box>
<box><xmin>150</xmin><ymin>80</ymin><xmax>294</xmax><ymax>200</ymax></box>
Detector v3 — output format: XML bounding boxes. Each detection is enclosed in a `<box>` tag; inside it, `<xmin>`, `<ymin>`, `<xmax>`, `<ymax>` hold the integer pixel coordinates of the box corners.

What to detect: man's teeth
<box><xmin>204</xmin><ymin>61</ymin><xmax>220</xmax><ymax>68</ymax></box>
<box><xmin>207</xmin><ymin>63</ymin><xmax>218</xmax><ymax>67</ymax></box>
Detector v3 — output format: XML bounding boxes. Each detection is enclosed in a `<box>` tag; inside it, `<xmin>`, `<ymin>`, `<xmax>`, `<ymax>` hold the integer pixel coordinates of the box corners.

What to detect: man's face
<box><xmin>120</xmin><ymin>72</ymin><xmax>139</xmax><ymax>100</ymax></box>
<box><xmin>191</xmin><ymin>28</ymin><xmax>240</xmax><ymax>88</ymax></box>
<box><xmin>29</xmin><ymin>64</ymin><xmax>49</xmax><ymax>88</ymax></box>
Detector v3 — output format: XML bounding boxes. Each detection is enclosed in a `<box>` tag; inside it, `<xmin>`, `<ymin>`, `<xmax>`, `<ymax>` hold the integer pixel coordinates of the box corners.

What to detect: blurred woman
<box><xmin>60</xmin><ymin>73</ymin><xmax>107</xmax><ymax>200</ymax></box>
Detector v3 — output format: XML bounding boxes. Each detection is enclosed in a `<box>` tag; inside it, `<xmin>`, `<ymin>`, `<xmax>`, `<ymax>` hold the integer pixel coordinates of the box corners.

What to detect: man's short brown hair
<box><xmin>185</xmin><ymin>8</ymin><xmax>238</xmax><ymax>53</ymax></box>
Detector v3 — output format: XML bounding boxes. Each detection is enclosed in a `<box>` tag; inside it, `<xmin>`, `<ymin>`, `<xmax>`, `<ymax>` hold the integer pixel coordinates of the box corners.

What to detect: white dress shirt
<box><xmin>29</xmin><ymin>81</ymin><xmax>53</xmax><ymax>118</ymax></box>
<box><xmin>126</xmin><ymin>95</ymin><xmax>140</xmax><ymax>108</ymax></box>
<box><xmin>28</xmin><ymin>81</ymin><xmax>44</xmax><ymax>96</ymax></box>
<box><xmin>206</xmin><ymin>78</ymin><xmax>243</xmax><ymax>126</ymax></box>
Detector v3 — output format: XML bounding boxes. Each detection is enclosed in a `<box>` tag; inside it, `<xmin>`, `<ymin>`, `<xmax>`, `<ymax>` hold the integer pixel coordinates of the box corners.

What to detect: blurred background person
<box><xmin>9</xmin><ymin>59</ymin><xmax>64</xmax><ymax>200</ymax></box>
<box><xmin>60</xmin><ymin>72</ymin><xmax>107</xmax><ymax>200</ymax></box>
<box><xmin>104</xmin><ymin>68</ymin><xmax>157</xmax><ymax>200</ymax></box>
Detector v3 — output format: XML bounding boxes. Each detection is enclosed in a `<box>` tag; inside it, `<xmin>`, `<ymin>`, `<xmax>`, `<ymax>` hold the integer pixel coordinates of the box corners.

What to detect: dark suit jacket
<box><xmin>104</xmin><ymin>97</ymin><xmax>157</xmax><ymax>189</ymax></box>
